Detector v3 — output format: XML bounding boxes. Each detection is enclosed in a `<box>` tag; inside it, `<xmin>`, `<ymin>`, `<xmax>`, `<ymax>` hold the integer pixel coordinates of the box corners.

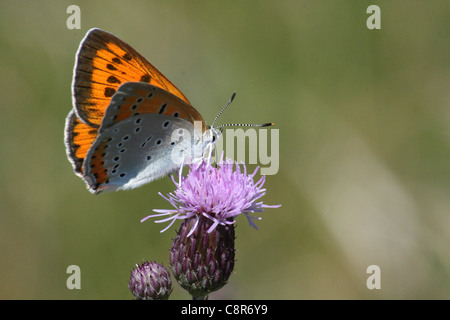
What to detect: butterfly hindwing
<box><xmin>82</xmin><ymin>82</ymin><xmax>207</xmax><ymax>194</ymax></box>
<box><xmin>64</xmin><ymin>110</ymin><xmax>98</xmax><ymax>177</ymax></box>
<box><xmin>84</xmin><ymin>114</ymin><xmax>198</xmax><ymax>193</ymax></box>
<box><xmin>66</xmin><ymin>28</ymin><xmax>211</xmax><ymax>193</ymax></box>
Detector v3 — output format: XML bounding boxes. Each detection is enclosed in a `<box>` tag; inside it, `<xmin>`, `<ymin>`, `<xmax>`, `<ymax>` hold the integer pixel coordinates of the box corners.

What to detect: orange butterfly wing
<box><xmin>72</xmin><ymin>28</ymin><xmax>191</xmax><ymax>127</ymax></box>
<box><xmin>98</xmin><ymin>82</ymin><xmax>206</xmax><ymax>133</ymax></box>
<box><xmin>66</xmin><ymin>28</ymin><xmax>203</xmax><ymax>181</ymax></box>
<box><xmin>64</xmin><ymin>109</ymin><xmax>98</xmax><ymax>176</ymax></box>
<box><xmin>82</xmin><ymin>83</ymin><xmax>207</xmax><ymax>193</ymax></box>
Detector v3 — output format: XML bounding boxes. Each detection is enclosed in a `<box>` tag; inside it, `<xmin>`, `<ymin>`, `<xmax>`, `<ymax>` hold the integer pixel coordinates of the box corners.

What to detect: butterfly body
<box><xmin>65</xmin><ymin>28</ymin><xmax>211</xmax><ymax>194</ymax></box>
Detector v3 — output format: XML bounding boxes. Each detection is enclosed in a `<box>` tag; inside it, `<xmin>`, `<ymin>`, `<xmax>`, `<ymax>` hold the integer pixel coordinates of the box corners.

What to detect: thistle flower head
<box><xmin>170</xmin><ymin>215</ymin><xmax>235</xmax><ymax>299</ymax></box>
<box><xmin>142</xmin><ymin>157</ymin><xmax>280</xmax><ymax>235</ymax></box>
<box><xmin>128</xmin><ymin>261</ymin><xmax>172</xmax><ymax>300</ymax></box>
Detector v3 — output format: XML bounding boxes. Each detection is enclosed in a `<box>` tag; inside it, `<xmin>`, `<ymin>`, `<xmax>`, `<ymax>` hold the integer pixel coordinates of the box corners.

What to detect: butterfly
<box><xmin>64</xmin><ymin>28</ymin><xmax>218</xmax><ymax>194</ymax></box>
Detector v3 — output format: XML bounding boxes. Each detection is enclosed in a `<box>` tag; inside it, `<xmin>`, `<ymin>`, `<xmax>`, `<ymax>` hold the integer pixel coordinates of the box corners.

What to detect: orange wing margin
<box><xmin>64</xmin><ymin>110</ymin><xmax>98</xmax><ymax>176</ymax></box>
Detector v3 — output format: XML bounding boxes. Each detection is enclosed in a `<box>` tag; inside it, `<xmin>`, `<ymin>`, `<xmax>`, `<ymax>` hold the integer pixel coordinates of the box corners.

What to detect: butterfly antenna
<box><xmin>211</xmin><ymin>92</ymin><xmax>274</xmax><ymax>129</ymax></box>
<box><xmin>211</xmin><ymin>92</ymin><xmax>236</xmax><ymax>128</ymax></box>
<box><xmin>215</xmin><ymin>122</ymin><xmax>274</xmax><ymax>129</ymax></box>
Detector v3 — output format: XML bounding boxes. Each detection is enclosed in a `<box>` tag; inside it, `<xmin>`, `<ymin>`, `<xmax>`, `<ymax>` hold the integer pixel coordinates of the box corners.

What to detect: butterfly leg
<box><xmin>178</xmin><ymin>153</ymin><xmax>186</xmax><ymax>188</ymax></box>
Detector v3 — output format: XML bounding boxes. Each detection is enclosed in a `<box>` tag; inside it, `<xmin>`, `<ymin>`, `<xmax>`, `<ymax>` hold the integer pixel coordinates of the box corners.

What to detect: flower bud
<box><xmin>129</xmin><ymin>261</ymin><xmax>172</xmax><ymax>300</ymax></box>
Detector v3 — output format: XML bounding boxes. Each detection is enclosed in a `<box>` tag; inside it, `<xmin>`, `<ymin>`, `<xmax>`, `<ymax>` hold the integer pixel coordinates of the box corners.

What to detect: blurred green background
<box><xmin>0</xmin><ymin>1</ymin><xmax>449</xmax><ymax>299</ymax></box>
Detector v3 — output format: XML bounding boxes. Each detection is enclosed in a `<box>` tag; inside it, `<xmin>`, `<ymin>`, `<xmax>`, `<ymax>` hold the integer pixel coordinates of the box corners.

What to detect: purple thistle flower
<box><xmin>141</xmin><ymin>157</ymin><xmax>280</xmax><ymax>235</ymax></box>
<box><xmin>170</xmin><ymin>215</ymin><xmax>235</xmax><ymax>299</ymax></box>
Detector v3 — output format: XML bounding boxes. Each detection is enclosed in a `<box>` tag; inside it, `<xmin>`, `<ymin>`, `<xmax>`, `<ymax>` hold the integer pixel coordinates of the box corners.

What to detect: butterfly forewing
<box><xmin>100</xmin><ymin>82</ymin><xmax>206</xmax><ymax>132</ymax></box>
<box><xmin>72</xmin><ymin>28</ymin><xmax>191</xmax><ymax>127</ymax></box>
<box><xmin>66</xmin><ymin>28</ymin><xmax>210</xmax><ymax>193</ymax></box>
